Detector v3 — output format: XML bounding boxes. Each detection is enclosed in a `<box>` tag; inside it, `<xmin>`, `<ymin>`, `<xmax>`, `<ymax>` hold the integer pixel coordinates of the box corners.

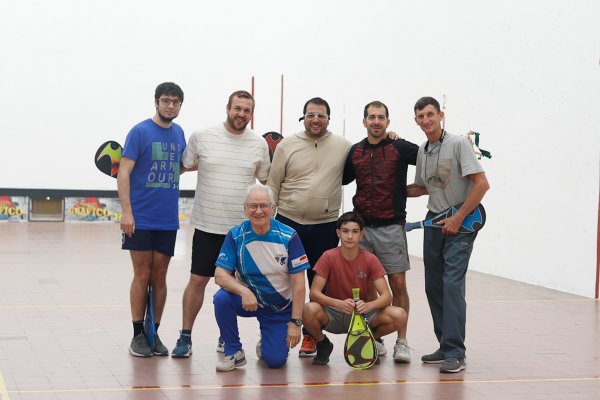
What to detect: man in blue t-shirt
<box><xmin>213</xmin><ymin>183</ymin><xmax>309</xmax><ymax>372</ymax></box>
<box><xmin>117</xmin><ymin>82</ymin><xmax>187</xmax><ymax>358</ymax></box>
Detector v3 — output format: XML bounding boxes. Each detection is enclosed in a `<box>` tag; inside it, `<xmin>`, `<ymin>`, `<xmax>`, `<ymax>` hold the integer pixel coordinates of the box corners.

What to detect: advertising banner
<box><xmin>0</xmin><ymin>196</ymin><xmax>28</xmax><ymax>222</ymax></box>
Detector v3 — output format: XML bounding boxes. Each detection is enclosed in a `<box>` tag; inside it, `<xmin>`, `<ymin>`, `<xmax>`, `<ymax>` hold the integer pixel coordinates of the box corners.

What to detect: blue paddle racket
<box><xmin>406</xmin><ymin>202</ymin><xmax>486</xmax><ymax>233</ymax></box>
<box><xmin>143</xmin><ymin>284</ymin><xmax>156</xmax><ymax>348</ymax></box>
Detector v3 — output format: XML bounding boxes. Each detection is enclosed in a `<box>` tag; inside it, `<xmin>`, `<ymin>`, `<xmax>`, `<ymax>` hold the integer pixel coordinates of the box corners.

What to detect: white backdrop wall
<box><xmin>1</xmin><ymin>0</ymin><xmax>598</xmax><ymax>297</ymax></box>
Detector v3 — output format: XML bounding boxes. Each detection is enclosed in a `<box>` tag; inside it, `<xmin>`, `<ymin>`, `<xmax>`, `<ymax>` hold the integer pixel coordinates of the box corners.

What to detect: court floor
<box><xmin>0</xmin><ymin>222</ymin><xmax>598</xmax><ymax>400</ymax></box>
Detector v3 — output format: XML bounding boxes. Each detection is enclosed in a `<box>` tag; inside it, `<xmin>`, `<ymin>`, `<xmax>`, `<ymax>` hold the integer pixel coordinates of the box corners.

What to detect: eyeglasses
<box><xmin>424</xmin><ymin>131</ymin><xmax>445</xmax><ymax>188</ymax></box>
<box><xmin>159</xmin><ymin>98</ymin><xmax>182</xmax><ymax>107</ymax></box>
<box><xmin>245</xmin><ymin>203</ymin><xmax>271</xmax><ymax>211</ymax></box>
<box><xmin>304</xmin><ymin>112</ymin><xmax>328</xmax><ymax>120</ymax></box>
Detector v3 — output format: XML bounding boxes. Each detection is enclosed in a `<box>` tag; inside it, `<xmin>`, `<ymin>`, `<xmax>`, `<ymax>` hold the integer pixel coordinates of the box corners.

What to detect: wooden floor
<box><xmin>0</xmin><ymin>222</ymin><xmax>598</xmax><ymax>400</ymax></box>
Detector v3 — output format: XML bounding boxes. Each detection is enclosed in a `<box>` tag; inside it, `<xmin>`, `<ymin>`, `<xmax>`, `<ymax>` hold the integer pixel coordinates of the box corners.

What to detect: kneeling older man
<box><xmin>213</xmin><ymin>183</ymin><xmax>309</xmax><ymax>371</ymax></box>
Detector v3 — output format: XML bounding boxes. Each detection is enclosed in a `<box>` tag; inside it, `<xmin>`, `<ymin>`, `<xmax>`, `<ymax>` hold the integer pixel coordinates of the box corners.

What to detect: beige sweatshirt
<box><xmin>267</xmin><ymin>130</ymin><xmax>351</xmax><ymax>225</ymax></box>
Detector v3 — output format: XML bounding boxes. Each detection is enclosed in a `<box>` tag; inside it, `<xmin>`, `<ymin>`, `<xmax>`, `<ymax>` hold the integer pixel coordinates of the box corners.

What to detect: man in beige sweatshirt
<box><xmin>267</xmin><ymin>97</ymin><xmax>351</xmax><ymax>357</ymax></box>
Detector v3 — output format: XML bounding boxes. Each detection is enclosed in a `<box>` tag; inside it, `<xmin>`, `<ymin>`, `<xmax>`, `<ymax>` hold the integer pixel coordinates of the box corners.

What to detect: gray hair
<box><xmin>244</xmin><ymin>183</ymin><xmax>275</xmax><ymax>205</ymax></box>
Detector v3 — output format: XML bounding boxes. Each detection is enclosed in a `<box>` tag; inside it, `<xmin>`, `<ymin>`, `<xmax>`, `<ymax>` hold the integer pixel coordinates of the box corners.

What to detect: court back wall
<box><xmin>1</xmin><ymin>0</ymin><xmax>598</xmax><ymax>297</ymax></box>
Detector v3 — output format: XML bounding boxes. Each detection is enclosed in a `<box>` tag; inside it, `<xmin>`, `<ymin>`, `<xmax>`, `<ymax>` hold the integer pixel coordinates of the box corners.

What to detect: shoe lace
<box><xmin>301</xmin><ymin>336</ymin><xmax>315</xmax><ymax>349</ymax></box>
<box><xmin>134</xmin><ymin>334</ymin><xmax>146</xmax><ymax>345</ymax></box>
<box><xmin>394</xmin><ymin>341</ymin><xmax>409</xmax><ymax>354</ymax></box>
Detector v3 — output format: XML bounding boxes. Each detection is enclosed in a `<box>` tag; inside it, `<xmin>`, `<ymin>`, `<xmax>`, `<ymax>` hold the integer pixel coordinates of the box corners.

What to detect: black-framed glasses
<box><xmin>159</xmin><ymin>98</ymin><xmax>182</xmax><ymax>107</ymax></box>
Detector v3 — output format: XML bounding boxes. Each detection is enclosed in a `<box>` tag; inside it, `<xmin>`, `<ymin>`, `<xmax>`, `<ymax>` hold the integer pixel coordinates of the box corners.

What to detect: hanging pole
<box><xmin>251</xmin><ymin>76</ymin><xmax>255</xmax><ymax>129</ymax></box>
<box><xmin>441</xmin><ymin>94</ymin><xmax>447</xmax><ymax>131</ymax></box>
<box><xmin>596</xmin><ymin>190</ymin><xmax>599</xmax><ymax>298</ymax></box>
<box><xmin>280</xmin><ymin>74</ymin><xmax>284</xmax><ymax>134</ymax></box>
<box><xmin>341</xmin><ymin>104</ymin><xmax>347</xmax><ymax>213</ymax></box>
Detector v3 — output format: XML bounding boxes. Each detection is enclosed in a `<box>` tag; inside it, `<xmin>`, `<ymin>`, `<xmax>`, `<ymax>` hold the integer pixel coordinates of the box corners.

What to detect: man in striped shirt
<box><xmin>171</xmin><ymin>91</ymin><xmax>271</xmax><ymax>358</ymax></box>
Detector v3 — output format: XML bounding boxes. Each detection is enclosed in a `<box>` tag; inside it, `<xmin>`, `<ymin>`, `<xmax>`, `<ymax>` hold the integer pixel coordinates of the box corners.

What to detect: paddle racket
<box><xmin>405</xmin><ymin>202</ymin><xmax>486</xmax><ymax>233</ymax></box>
<box><xmin>143</xmin><ymin>284</ymin><xmax>156</xmax><ymax>348</ymax></box>
<box><xmin>343</xmin><ymin>288</ymin><xmax>378</xmax><ymax>369</ymax></box>
<box><xmin>94</xmin><ymin>140</ymin><xmax>122</xmax><ymax>178</ymax></box>
<box><xmin>262</xmin><ymin>131</ymin><xmax>283</xmax><ymax>162</ymax></box>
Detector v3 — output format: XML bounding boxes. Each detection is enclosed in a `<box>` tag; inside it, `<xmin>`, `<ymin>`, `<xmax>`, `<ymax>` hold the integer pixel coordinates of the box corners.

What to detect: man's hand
<box><xmin>338</xmin><ymin>298</ymin><xmax>356</xmax><ymax>314</ymax></box>
<box><xmin>354</xmin><ymin>300</ymin><xmax>374</xmax><ymax>315</ymax></box>
<box><xmin>241</xmin><ymin>287</ymin><xmax>258</xmax><ymax>311</ymax></box>
<box><xmin>120</xmin><ymin>211</ymin><xmax>135</xmax><ymax>237</ymax></box>
<box><xmin>437</xmin><ymin>214</ymin><xmax>463</xmax><ymax>235</ymax></box>
<box><xmin>287</xmin><ymin>324</ymin><xmax>301</xmax><ymax>348</ymax></box>
<box><xmin>387</xmin><ymin>131</ymin><xmax>401</xmax><ymax>140</ymax></box>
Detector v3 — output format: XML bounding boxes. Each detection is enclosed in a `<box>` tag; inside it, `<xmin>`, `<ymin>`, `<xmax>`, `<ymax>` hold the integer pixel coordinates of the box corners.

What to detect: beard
<box><xmin>157</xmin><ymin>110</ymin><xmax>177</xmax><ymax>124</ymax></box>
<box><xmin>368</xmin><ymin>128</ymin><xmax>385</xmax><ymax>138</ymax></box>
<box><xmin>227</xmin><ymin>115</ymin><xmax>249</xmax><ymax>132</ymax></box>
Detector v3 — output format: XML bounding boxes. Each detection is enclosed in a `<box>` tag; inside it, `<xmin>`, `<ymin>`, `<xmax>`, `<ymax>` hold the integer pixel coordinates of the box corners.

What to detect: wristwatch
<box><xmin>290</xmin><ymin>318</ymin><xmax>303</xmax><ymax>327</ymax></box>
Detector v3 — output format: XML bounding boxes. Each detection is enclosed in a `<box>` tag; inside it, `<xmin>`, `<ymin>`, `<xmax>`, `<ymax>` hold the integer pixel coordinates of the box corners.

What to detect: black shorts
<box><xmin>191</xmin><ymin>229</ymin><xmax>226</xmax><ymax>277</ymax></box>
<box><xmin>121</xmin><ymin>229</ymin><xmax>177</xmax><ymax>257</ymax></box>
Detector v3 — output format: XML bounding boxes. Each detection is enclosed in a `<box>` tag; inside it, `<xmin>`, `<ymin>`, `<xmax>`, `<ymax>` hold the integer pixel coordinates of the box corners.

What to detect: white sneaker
<box><xmin>256</xmin><ymin>339</ymin><xmax>262</xmax><ymax>359</ymax></box>
<box><xmin>393</xmin><ymin>338</ymin><xmax>411</xmax><ymax>363</ymax></box>
<box><xmin>375</xmin><ymin>339</ymin><xmax>387</xmax><ymax>356</ymax></box>
<box><xmin>216</xmin><ymin>350</ymin><xmax>247</xmax><ymax>372</ymax></box>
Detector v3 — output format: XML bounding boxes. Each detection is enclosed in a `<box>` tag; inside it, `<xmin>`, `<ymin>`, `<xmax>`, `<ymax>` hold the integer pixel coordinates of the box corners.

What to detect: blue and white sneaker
<box><xmin>171</xmin><ymin>332</ymin><xmax>192</xmax><ymax>358</ymax></box>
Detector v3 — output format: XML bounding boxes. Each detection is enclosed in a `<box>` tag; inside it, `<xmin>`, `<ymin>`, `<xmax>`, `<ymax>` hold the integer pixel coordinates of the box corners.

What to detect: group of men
<box><xmin>117</xmin><ymin>82</ymin><xmax>490</xmax><ymax>374</ymax></box>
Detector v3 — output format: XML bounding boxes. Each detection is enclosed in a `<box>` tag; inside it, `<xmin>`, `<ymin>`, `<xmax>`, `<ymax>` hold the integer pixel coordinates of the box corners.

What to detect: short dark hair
<box><xmin>336</xmin><ymin>211</ymin><xmax>365</xmax><ymax>231</ymax></box>
<box><xmin>227</xmin><ymin>90</ymin><xmax>255</xmax><ymax>112</ymax></box>
<box><xmin>363</xmin><ymin>101</ymin><xmax>389</xmax><ymax>119</ymax></box>
<box><xmin>155</xmin><ymin>82</ymin><xmax>184</xmax><ymax>103</ymax></box>
<box><xmin>414</xmin><ymin>97</ymin><xmax>440</xmax><ymax>114</ymax></box>
<box><xmin>303</xmin><ymin>97</ymin><xmax>330</xmax><ymax>116</ymax></box>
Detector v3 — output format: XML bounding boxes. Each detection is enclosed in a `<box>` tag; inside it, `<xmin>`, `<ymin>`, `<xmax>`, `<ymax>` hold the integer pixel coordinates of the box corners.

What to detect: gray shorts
<box><xmin>360</xmin><ymin>224</ymin><xmax>410</xmax><ymax>275</ymax></box>
<box><xmin>323</xmin><ymin>306</ymin><xmax>379</xmax><ymax>334</ymax></box>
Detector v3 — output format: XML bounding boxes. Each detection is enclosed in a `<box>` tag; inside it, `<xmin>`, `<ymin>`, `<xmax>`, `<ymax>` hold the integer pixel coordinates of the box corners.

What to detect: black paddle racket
<box><xmin>405</xmin><ymin>202</ymin><xmax>486</xmax><ymax>233</ymax></box>
<box><xmin>262</xmin><ymin>131</ymin><xmax>283</xmax><ymax>162</ymax></box>
<box><xmin>94</xmin><ymin>141</ymin><xmax>122</xmax><ymax>178</ymax></box>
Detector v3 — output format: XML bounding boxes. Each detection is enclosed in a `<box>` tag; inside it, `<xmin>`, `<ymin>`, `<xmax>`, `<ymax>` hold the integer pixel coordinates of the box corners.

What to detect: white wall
<box><xmin>1</xmin><ymin>0</ymin><xmax>598</xmax><ymax>296</ymax></box>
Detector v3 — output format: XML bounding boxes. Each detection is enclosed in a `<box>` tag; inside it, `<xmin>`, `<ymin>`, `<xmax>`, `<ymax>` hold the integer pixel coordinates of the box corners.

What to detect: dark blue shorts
<box><xmin>121</xmin><ymin>229</ymin><xmax>177</xmax><ymax>256</ymax></box>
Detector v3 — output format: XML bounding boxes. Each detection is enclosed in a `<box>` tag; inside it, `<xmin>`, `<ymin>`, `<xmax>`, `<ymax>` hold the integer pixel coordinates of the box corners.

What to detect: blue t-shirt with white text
<box><xmin>122</xmin><ymin>118</ymin><xmax>186</xmax><ymax>230</ymax></box>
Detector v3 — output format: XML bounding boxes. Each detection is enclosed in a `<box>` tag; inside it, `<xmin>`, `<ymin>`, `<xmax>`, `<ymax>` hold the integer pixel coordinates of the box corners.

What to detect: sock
<box><xmin>133</xmin><ymin>321</ymin><xmax>144</xmax><ymax>337</ymax></box>
<box><xmin>317</xmin><ymin>335</ymin><xmax>330</xmax><ymax>345</ymax></box>
<box><xmin>181</xmin><ymin>329</ymin><xmax>192</xmax><ymax>338</ymax></box>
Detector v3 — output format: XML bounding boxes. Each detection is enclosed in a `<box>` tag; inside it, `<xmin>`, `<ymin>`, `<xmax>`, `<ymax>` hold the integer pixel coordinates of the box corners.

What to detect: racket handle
<box><xmin>405</xmin><ymin>221</ymin><xmax>423</xmax><ymax>232</ymax></box>
<box><xmin>352</xmin><ymin>288</ymin><xmax>360</xmax><ymax>302</ymax></box>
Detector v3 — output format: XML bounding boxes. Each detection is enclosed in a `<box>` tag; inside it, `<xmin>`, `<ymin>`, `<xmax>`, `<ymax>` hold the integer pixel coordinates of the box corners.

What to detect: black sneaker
<box><xmin>312</xmin><ymin>338</ymin><xmax>333</xmax><ymax>365</ymax></box>
<box><xmin>421</xmin><ymin>349</ymin><xmax>445</xmax><ymax>364</ymax></box>
<box><xmin>440</xmin><ymin>357</ymin><xmax>466</xmax><ymax>373</ymax></box>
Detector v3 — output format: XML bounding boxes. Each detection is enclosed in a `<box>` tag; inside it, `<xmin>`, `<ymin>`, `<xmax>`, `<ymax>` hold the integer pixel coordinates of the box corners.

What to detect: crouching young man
<box><xmin>213</xmin><ymin>183</ymin><xmax>309</xmax><ymax>371</ymax></box>
<box><xmin>302</xmin><ymin>212</ymin><xmax>409</xmax><ymax>365</ymax></box>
